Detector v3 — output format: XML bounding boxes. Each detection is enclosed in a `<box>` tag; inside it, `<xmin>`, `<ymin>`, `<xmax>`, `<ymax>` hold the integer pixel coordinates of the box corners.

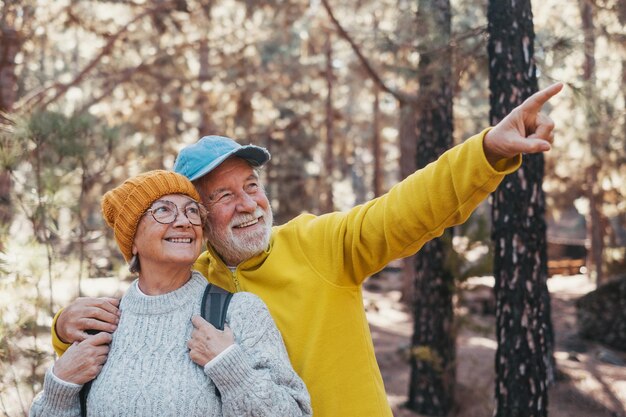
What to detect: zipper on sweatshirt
<box><xmin>225</xmin><ymin>264</ymin><xmax>241</xmax><ymax>291</ymax></box>
<box><xmin>231</xmin><ymin>269</ymin><xmax>241</xmax><ymax>291</ymax></box>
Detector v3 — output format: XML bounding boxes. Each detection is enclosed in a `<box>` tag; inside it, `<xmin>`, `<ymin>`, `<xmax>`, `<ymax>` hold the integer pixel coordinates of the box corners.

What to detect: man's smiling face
<box><xmin>197</xmin><ymin>157</ymin><xmax>273</xmax><ymax>266</ymax></box>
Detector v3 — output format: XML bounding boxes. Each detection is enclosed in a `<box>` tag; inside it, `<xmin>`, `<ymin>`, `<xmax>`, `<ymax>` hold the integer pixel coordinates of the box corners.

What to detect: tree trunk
<box><xmin>197</xmin><ymin>37</ymin><xmax>213</xmax><ymax>134</ymax></box>
<box><xmin>488</xmin><ymin>1</ymin><xmax>555</xmax><ymax>416</ymax></box>
<box><xmin>197</xmin><ymin>4</ymin><xmax>213</xmax><ymax>135</ymax></box>
<box><xmin>623</xmin><ymin>58</ymin><xmax>626</xmax><ymax>141</ymax></box>
<box><xmin>77</xmin><ymin>166</ymin><xmax>88</xmax><ymax>296</ymax></box>
<box><xmin>0</xmin><ymin>26</ymin><xmax>19</xmax><ymax>112</ymax></box>
<box><xmin>0</xmin><ymin>25</ymin><xmax>21</xmax><ymax>231</ymax></box>
<box><xmin>372</xmin><ymin>86</ymin><xmax>383</xmax><ymax>197</ymax></box>
<box><xmin>406</xmin><ymin>0</ymin><xmax>455</xmax><ymax>414</ymax></box>
<box><xmin>586</xmin><ymin>163</ymin><xmax>604</xmax><ymax>283</ymax></box>
<box><xmin>322</xmin><ymin>32</ymin><xmax>335</xmax><ymax>213</ymax></box>
<box><xmin>267</xmin><ymin>122</ymin><xmax>315</xmax><ymax>225</ymax></box>
<box><xmin>398</xmin><ymin>102</ymin><xmax>417</xmax><ymax>303</ymax></box>
<box><xmin>579</xmin><ymin>0</ymin><xmax>605</xmax><ymax>284</ymax></box>
<box><xmin>155</xmin><ymin>91</ymin><xmax>168</xmax><ymax>169</ymax></box>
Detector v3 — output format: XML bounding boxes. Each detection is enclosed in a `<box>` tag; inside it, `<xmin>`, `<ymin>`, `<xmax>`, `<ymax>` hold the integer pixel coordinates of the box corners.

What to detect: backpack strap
<box><xmin>79</xmin><ymin>382</ymin><xmax>90</xmax><ymax>417</ymax></box>
<box><xmin>79</xmin><ymin>330</ymin><xmax>100</xmax><ymax>417</ymax></box>
<box><xmin>200</xmin><ymin>283</ymin><xmax>233</xmax><ymax>399</ymax></box>
<box><xmin>200</xmin><ymin>283</ymin><xmax>234</xmax><ymax>330</ymax></box>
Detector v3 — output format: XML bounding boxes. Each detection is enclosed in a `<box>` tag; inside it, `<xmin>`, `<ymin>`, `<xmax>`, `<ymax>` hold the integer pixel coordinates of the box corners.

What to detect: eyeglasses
<box><xmin>144</xmin><ymin>200</ymin><xmax>203</xmax><ymax>226</ymax></box>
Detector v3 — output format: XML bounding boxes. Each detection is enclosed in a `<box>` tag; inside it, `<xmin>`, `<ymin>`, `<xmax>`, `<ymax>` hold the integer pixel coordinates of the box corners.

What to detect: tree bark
<box><xmin>322</xmin><ymin>32</ymin><xmax>335</xmax><ymax>213</ymax></box>
<box><xmin>0</xmin><ymin>26</ymin><xmax>19</xmax><ymax>112</ymax></box>
<box><xmin>406</xmin><ymin>0</ymin><xmax>455</xmax><ymax>414</ymax></box>
<box><xmin>0</xmin><ymin>25</ymin><xmax>21</xmax><ymax>231</ymax></box>
<box><xmin>398</xmin><ymin>102</ymin><xmax>418</xmax><ymax>304</ymax></box>
<box><xmin>155</xmin><ymin>90</ymin><xmax>168</xmax><ymax>169</ymax></box>
<box><xmin>579</xmin><ymin>0</ymin><xmax>605</xmax><ymax>284</ymax></box>
<box><xmin>197</xmin><ymin>37</ymin><xmax>213</xmax><ymax>135</ymax></box>
<box><xmin>586</xmin><ymin>163</ymin><xmax>605</xmax><ymax>283</ymax></box>
<box><xmin>488</xmin><ymin>1</ymin><xmax>555</xmax><ymax>416</ymax></box>
<box><xmin>372</xmin><ymin>86</ymin><xmax>383</xmax><ymax>197</ymax></box>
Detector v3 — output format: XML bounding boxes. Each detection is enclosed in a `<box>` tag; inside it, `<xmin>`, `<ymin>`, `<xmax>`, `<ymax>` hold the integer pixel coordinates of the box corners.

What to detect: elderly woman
<box><xmin>30</xmin><ymin>170</ymin><xmax>311</xmax><ymax>417</ymax></box>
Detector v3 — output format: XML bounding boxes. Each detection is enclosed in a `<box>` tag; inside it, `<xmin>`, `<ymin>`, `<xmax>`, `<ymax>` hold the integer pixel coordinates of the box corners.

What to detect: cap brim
<box><xmin>187</xmin><ymin>145</ymin><xmax>270</xmax><ymax>182</ymax></box>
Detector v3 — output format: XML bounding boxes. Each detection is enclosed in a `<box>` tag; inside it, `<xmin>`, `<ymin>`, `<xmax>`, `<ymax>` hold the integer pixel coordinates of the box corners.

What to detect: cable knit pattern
<box><xmin>30</xmin><ymin>272</ymin><xmax>311</xmax><ymax>417</ymax></box>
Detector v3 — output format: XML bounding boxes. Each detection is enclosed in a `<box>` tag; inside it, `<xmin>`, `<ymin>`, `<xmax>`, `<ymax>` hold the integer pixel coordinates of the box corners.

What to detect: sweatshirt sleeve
<box><xmin>204</xmin><ymin>293</ymin><xmax>312</xmax><ymax>417</ymax></box>
<box><xmin>291</xmin><ymin>128</ymin><xmax>521</xmax><ymax>285</ymax></box>
<box><xmin>29</xmin><ymin>368</ymin><xmax>82</xmax><ymax>417</ymax></box>
<box><xmin>51</xmin><ymin>309</ymin><xmax>71</xmax><ymax>356</ymax></box>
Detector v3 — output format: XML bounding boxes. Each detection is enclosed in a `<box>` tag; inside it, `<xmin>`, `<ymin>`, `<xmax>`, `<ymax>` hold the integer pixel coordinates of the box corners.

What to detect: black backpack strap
<box><xmin>79</xmin><ymin>328</ymin><xmax>103</xmax><ymax>417</ymax></box>
<box><xmin>200</xmin><ymin>283</ymin><xmax>233</xmax><ymax>331</ymax></box>
<box><xmin>200</xmin><ymin>283</ymin><xmax>234</xmax><ymax>399</ymax></box>
<box><xmin>79</xmin><ymin>381</ymin><xmax>91</xmax><ymax>417</ymax></box>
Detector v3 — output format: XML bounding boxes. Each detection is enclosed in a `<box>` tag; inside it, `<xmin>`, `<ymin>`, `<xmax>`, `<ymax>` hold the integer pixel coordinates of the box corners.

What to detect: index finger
<box><xmin>91</xmin><ymin>297</ymin><xmax>121</xmax><ymax>315</ymax></box>
<box><xmin>520</xmin><ymin>82</ymin><xmax>563</xmax><ymax>114</ymax></box>
<box><xmin>83</xmin><ymin>331</ymin><xmax>113</xmax><ymax>346</ymax></box>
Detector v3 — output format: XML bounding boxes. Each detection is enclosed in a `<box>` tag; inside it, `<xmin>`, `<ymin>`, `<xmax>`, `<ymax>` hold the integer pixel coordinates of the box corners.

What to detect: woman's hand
<box><xmin>187</xmin><ymin>315</ymin><xmax>235</xmax><ymax>366</ymax></box>
<box><xmin>53</xmin><ymin>332</ymin><xmax>112</xmax><ymax>385</ymax></box>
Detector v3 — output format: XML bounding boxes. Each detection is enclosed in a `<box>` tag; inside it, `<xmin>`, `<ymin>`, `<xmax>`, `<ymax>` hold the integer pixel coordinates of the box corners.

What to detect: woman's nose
<box><xmin>172</xmin><ymin>209</ymin><xmax>193</xmax><ymax>227</ymax></box>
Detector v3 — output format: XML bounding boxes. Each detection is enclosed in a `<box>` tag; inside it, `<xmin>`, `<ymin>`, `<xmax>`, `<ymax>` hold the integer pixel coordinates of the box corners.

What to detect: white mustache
<box><xmin>230</xmin><ymin>207</ymin><xmax>265</xmax><ymax>228</ymax></box>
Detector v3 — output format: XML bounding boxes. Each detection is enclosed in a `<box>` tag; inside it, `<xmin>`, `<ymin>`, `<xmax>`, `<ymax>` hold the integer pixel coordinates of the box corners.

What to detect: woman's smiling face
<box><xmin>132</xmin><ymin>193</ymin><xmax>204</xmax><ymax>270</ymax></box>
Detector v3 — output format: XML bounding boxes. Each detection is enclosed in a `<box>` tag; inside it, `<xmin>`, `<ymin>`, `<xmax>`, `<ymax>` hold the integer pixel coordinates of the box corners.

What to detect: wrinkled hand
<box><xmin>483</xmin><ymin>82</ymin><xmax>563</xmax><ymax>165</ymax></box>
<box><xmin>56</xmin><ymin>297</ymin><xmax>120</xmax><ymax>343</ymax></box>
<box><xmin>53</xmin><ymin>332</ymin><xmax>112</xmax><ymax>385</ymax></box>
<box><xmin>187</xmin><ymin>316</ymin><xmax>235</xmax><ymax>367</ymax></box>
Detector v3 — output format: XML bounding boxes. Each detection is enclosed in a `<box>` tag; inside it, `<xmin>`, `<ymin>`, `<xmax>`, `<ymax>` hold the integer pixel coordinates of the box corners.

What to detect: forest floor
<box><xmin>364</xmin><ymin>269</ymin><xmax>626</xmax><ymax>417</ymax></box>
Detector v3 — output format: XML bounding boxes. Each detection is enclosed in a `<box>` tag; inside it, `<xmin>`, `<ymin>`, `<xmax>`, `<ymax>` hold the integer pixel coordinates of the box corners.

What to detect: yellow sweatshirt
<box><xmin>53</xmin><ymin>129</ymin><xmax>520</xmax><ymax>416</ymax></box>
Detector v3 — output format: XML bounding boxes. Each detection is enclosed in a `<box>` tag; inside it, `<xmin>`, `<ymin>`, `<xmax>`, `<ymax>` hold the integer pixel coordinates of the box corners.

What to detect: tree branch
<box><xmin>320</xmin><ymin>0</ymin><xmax>417</xmax><ymax>104</ymax></box>
<box><xmin>15</xmin><ymin>1</ymin><xmax>177</xmax><ymax>112</ymax></box>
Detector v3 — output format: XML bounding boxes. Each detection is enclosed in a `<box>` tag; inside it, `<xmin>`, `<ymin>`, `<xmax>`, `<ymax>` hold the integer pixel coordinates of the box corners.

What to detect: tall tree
<box><xmin>322</xmin><ymin>31</ymin><xmax>335</xmax><ymax>213</ymax></box>
<box><xmin>578</xmin><ymin>0</ymin><xmax>606</xmax><ymax>283</ymax></box>
<box><xmin>406</xmin><ymin>0</ymin><xmax>455</xmax><ymax>414</ymax></box>
<box><xmin>488</xmin><ymin>1</ymin><xmax>555</xmax><ymax>416</ymax></box>
<box><xmin>372</xmin><ymin>86</ymin><xmax>383</xmax><ymax>197</ymax></box>
<box><xmin>321</xmin><ymin>1</ymin><xmax>461</xmax><ymax>412</ymax></box>
<box><xmin>398</xmin><ymin>103</ymin><xmax>418</xmax><ymax>304</ymax></box>
<box><xmin>0</xmin><ymin>3</ymin><xmax>28</xmax><ymax>232</ymax></box>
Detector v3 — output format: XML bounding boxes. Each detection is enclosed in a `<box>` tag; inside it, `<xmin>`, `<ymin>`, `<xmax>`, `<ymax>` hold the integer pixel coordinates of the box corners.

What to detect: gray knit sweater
<box><xmin>30</xmin><ymin>272</ymin><xmax>312</xmax><ymax>417</ymax></box>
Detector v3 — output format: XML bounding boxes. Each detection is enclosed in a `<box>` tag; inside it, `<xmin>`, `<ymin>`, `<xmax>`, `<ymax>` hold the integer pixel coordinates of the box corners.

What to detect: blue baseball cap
<box><xmin>174</xmin><ymin>135</ymin><xmax>271</xmax><ymax>181</ymax></box>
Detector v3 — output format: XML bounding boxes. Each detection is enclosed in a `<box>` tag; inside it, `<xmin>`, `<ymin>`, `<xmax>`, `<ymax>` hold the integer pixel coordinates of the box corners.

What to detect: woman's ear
<box><xmin>129</xmin><ymin>245</ymin><xmax>140</xmax><ymax>274</ymax></box>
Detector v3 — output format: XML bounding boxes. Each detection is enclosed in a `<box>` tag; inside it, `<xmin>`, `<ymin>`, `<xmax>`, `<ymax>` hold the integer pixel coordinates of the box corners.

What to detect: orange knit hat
<box><xmin>101</xmin><ymin>170</ymin><xmax>201</xmax><ymax>262</ymax></box>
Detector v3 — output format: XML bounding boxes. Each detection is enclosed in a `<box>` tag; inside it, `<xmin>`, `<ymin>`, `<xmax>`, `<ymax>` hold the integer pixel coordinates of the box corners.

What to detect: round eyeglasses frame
<box><xmin>144</xmin><ymin>199</ymin><xmax>203</xmax><ymax>226</ymax></box>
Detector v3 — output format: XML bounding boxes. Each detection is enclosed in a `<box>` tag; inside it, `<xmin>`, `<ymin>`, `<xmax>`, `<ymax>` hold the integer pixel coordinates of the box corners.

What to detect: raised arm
<box><xmin>290</xmin><ymin>83</ymin><xmax>564</xmax><ymax>285</ymax></box>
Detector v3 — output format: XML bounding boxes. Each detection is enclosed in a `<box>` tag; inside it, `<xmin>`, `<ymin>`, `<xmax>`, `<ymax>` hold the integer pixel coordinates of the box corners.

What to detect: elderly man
<box><xmin>52</xmin><ymin>83</ymin><xmax>563</xmax><ymax>416</ymax></box>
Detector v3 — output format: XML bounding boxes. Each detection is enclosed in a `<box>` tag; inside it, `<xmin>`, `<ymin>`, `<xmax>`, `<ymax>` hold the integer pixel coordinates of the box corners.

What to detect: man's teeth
<box><xmin>236</xmin><ymin>218</ymin><xmax>259</xmax><ymax>228</ymax></box>
<box><xmin>167</xmin><ymin>238</ymin><xmax>192</xmax><ymax>243</ymax></box>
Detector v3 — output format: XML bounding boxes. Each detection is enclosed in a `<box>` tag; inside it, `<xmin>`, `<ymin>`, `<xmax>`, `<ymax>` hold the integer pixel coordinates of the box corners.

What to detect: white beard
<box><xmin>206</xmin><ymin>207</ymin><xmax>273</xmax><ymax>266</ymax></box>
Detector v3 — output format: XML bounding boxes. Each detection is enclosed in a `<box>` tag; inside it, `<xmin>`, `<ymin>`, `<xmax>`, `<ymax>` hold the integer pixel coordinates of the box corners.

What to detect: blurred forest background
<box><xmin>0</xmin><ymin>0</ymin><xmax>624</xmax><ymax>416</ymax></box>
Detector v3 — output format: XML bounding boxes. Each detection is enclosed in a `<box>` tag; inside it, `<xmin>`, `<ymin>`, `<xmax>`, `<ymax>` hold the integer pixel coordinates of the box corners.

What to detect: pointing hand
<box><xmin>483</xmin><ymin>82</ymin><xmax>563</xmax><ymax>165</ymax></box>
